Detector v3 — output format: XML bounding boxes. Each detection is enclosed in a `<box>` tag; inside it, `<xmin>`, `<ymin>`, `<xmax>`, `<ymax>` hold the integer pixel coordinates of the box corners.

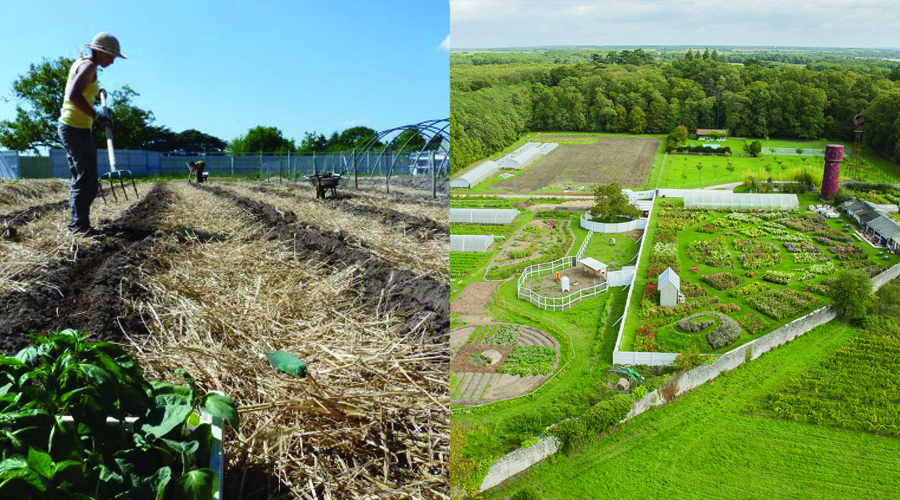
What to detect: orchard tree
<box><xmin>830</xmin><ymin>269</ymin><xmax>873</xmax><ymax>319</ymax></box>
<box><xmin>696</xmin><ymin>161</ymin><xmax>704</xmax><ymax>181</ymax></box>
<box><xmin>589</xmin><ymin>182</ymin><xmax>641</xmax><ymax>223</ymax></box>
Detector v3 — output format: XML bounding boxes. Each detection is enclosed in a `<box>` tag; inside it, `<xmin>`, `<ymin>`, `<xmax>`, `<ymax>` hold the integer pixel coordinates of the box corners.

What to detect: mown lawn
<box><xmin>482</xmin><ymin>319</ymin><xmax>900</xmax><ymax>500</ymax></box>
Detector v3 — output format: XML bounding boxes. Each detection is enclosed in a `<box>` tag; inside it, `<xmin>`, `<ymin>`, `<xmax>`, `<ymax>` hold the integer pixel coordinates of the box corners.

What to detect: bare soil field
<box><xmin>523</xmin><ymin>266</ymin><xmax>603</xmax><ymax>297</ymax></box>
<box><xmin>450</xmin><ymin>281</ymin><xmax>499</xmax><ymax>316</ymax></box>
<box><xmin>0</xmin><ymin>178</ymin><xmax>449</xmax><ymax>499</ymax></box>
<box><xmin>489</xmin><ymin>136</ymin><xmax>660</xmax><ymax>193</ymax></box>
<box><xmin>532</xmin><ymin>134</ymin><xmax>600</xmax><ymax>143</ymax></box>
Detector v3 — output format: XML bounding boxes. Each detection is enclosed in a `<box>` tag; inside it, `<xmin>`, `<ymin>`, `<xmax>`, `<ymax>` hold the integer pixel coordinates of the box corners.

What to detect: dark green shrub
<box><xmin>674</xmin><ymin>345</ymin><xmax>705</xmax><ymax>371</ymax></box>
<box><xmin>580</xmin><ymin>394</ymin><xmax>632</xmax><ymax>435</ymax></box>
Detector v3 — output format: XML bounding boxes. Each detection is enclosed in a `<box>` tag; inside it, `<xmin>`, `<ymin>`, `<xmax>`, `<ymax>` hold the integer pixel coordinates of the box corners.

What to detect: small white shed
<box><xmin>659</xmin><ymin>267</ymin><xmax>680</xmax><ymax>307</ymax></box>
<box><xmin>561</xmin><ymin>276</ymin><xmax>570</xmax><ymax>292</ymax></box>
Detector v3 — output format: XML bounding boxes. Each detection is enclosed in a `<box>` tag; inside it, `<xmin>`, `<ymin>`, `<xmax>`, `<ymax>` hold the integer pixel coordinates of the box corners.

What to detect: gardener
<box><xmin>58</xmin><ymin>32</ymin><xmax>126</xmax><ymax>235</ymax></box>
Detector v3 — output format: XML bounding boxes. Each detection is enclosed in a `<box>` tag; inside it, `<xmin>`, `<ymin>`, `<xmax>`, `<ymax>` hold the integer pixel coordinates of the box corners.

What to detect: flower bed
<box><xmin>696</xmin><ymin>224</ymin><xmax>718</xmax><ymax>234</ymax></box>
<box><xmin>658</xmin><ymin>207</ymin><xmax>710</xmax><ymax>230</ymax></box>
<box><xmin>842</xmin><ymin>259</ymin><xmax>886</xmax><ymax>276</ymax></box>
<box><xmin>748</xmin><ymin>289</ymin><xmax>821</xmax><ymax>320</ymax></box>
<box><xmin>497</xmin><ymin>345</ymin><xmax>556</xmax><ymax>376</ymax></box>
<box><xmin>778</xmin><ymin>217</ymin><xmax>825</xmax><ymax>233</ymax></box>
<box><xmin>762</xmin><ymin>270</ymin><xmax>794</xmax><ymax>285</ymax></box>
<box><xmin>688</xmin><ymin>236</ymin><xmax>734</xmax><ymax>269</ymax></box>
<box><xmin>814</xmin><ymin>228</ymin><xmax>853</xmax><ymax>243</ymax></box>
<box><xmin>829</xmin><ymin>243</ymin><xmax>867</xmax><ymax>261</ymax></box>
<box><xmin>783</xmin><ymin>240</ymin><xmax>820</xmax><ymax>254</ymax></box>
<box><xmin>679</xmin><ymin>311</ymin><xmax>741</xmax><ymax>349</ymax></box>
<box><xmin>733</xmin><ymin>239</ymin><xmax>782</xmax><ymax>269</ymax></box>
<box><xmin>736</xmin><ymin>226</ymin><xmax>767</xmax><ymax>238</ymax></box>
<box><xmin>639</xmin><ymin>295</ymin><xmax>722</xmax><ymax>320</ymax></box>
<box><xmin>634</xmin><ymin>323</ymin><xmax>659</xmax><ymax>352</ymax></box>
<box><xmin>798</xmin><ymin>261</ymin><xmax>836</xmax><ymax>281</ymax></box>
<box><xmin>647</xmin><ymin>254</ymin><xmax>680</xmax><ymax>278</ymax></box>
<box><xmin>736</xmin><ymin>312</ymin><xmax>770</xmax><ymax>335</ymax></box>
<box><xmin>681</xmin><ymin>280</ymin><xmax>708</xmax><ymax>298</ymax></box>
<box><xmin>793</xmin><ymin>252</ymin><xmax>829</xmax><ymax>264</ymax></box>
<box><xmin>652</xmin><ymin>242</ymin><xmax>678</xmax><ymax>256</ymax></box>
<box><xmin>805</xmin><ymin>281</ymin><xmax>832</xmax><ymax>296</ymax></box>
<box><xmin>656</xmin><ymin>228</ymin><xmax>678</xmax><ymax>243</ymax></box>
<box><xmin>701</xmin><ymin>271</ymin><xmax>745</xmax><ymax>291</ymax></box>
<box><xmin>730</xmin><ymin>281</ymin><xmax>770</xmax><ymax>298</ymax></box>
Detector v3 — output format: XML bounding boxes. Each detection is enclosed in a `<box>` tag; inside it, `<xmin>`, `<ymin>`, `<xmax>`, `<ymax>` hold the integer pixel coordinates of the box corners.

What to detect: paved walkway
<box><xmin>699</xmin><ymin>182</ymin><xmax>742</xmax><ymax>191</ymax></box>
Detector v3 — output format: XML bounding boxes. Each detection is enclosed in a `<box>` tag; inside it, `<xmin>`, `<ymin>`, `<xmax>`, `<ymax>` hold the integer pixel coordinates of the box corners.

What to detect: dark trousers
<box><xmin>58</xmin><ymin>124</ymin><xmax>98</xmax><ymax>231</ymax></box>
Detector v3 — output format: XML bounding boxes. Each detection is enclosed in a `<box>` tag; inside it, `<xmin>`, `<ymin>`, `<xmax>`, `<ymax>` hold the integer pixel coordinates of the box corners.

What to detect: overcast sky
<box><xmin>450</xmin><ymin>0</ymin><xmax>900</xmax><ymax>49</ymax></box>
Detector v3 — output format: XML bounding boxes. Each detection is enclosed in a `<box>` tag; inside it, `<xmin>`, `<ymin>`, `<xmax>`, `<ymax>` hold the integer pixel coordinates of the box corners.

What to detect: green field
<box><xmin>481</xmin><ymin>318</ymin><xmax>900</xmax><ymax>499</ymax></box>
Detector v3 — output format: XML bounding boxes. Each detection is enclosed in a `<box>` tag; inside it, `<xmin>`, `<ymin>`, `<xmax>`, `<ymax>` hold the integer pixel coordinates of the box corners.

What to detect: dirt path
<box><xmin>197</xmin><ymin>184</ymin><xmax>450</xmax><ymax>340</ymax></box>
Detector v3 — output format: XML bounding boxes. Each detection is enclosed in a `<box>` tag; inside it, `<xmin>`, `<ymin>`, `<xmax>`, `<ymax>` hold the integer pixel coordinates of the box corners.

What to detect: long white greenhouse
<box><xmin>449</xmin><ymin>160</ymin><xmax>499</xmax><ymax>188</ymax></box>
<box><xmin>682</xmin><ymin>192</ymin><xmax>799</xmax><ymax>210</ymax></box>
<box><xmin>450</xmin><ymin>208</ymin><xmax>519</xmax><ymax>224</ymax></box>
<box><xmin>450</xmin><ymin>235</ymin><xmax>495</xmax><ymax>252</ymax></box>
<box><xmin>499</xmin><ymin>146</ymin><xmax>541</xmax><ymax>170</ymax></box>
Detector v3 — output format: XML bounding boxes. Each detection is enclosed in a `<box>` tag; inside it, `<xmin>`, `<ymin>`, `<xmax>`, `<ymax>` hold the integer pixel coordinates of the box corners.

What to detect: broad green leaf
<box><xmin>98</xmin><ymin>463</ymin><xmax>125</xmax><ymax>487</ymax></box>
<box><xmin>187</xmin><ymin>424</ymin><xmax>213</xmax><ymax>469</ymax></box>
<box><xmin>160</xmin><ymin>438</ymin><xmax>199</xmax><ymax>456</ymax></box>
<box><xmin>52</xmin><ymin>460</ymin><xmax>85</xmax><ymax>483</ymax></box>
<box><xmin>14</xmin><ymin>346</ymin><xmax>42</xmax><ymax>367</ymax></box>
<box><xmin>26</xmin><ymin>448</ymin><xmax>53</xmax><ymax>479</ymax></box>
<box><xmin>139</xmin><ymin>394</ymin><xmax>193</xmax><ymax>439</ymax></box>
<box><xmin>143</xmin><ymin>466</ymin><xmax>172</xmax><ymax>500</ymax></box>
<box><xmin>186</xmin><ymin>412</ymin><xmax>201</xmax><ymax>427</ymax></box>
<box><xmin>0</xmin><ymin>457</ymin><xmax>46</xmax><ymax>492</ymax></box>
<box><xmin>201</xmin><ymin>393</ymin><xmax>240</xmax><ymax>429</ymax></box>
<box><xmin>172</xmin><ymin>469</ymin><xmax>217</xmax><ymax>500</ymax></box>
<box><xmin>265</xmin><ymin>350</ymin><xmax>308</xmax><ymax>378</ymax></box>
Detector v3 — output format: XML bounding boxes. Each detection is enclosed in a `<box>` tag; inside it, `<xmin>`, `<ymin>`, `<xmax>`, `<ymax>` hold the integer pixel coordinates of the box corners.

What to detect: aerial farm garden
<box><xmin>621</xmin><ymin>195</ymin><xmax>900</xmax><ymax>355</ymax></box>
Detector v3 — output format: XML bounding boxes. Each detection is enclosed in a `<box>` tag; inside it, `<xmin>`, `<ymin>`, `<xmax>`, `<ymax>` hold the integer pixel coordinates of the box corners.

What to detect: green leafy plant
<box><xmin>0</xmin><ymin>329</ymin><xmax>239</xmax><ymax>499</ymax></box>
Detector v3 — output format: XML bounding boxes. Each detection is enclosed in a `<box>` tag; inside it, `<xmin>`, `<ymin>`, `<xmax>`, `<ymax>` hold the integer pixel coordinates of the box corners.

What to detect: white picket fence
<box><xmin>580</xmin><ymin>216</ymin><xmax>648</xmax><ymax>233</ymax></box>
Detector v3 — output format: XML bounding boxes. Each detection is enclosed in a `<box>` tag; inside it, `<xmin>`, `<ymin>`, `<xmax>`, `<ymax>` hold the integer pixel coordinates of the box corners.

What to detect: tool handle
<box><xmin>98</xmin><ymin>90</ymin><xmax>117</xmax><ymax>173</ymax></box>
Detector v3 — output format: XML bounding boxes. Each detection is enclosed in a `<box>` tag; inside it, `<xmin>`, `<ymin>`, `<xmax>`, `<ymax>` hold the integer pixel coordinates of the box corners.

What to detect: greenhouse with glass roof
<box><xmin>682</xmin><ymin>192</ymin><xmax>799</xmax><ymax>210</ymax></box>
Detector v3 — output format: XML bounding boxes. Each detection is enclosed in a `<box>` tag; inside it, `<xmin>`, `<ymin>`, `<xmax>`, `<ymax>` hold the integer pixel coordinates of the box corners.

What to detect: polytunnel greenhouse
<box><xmin>449</xmin><ymin>160</ymin><xmax>499</xmax><ymax>188</ymax></box>
<box><xmin>498</xmin><ymin>145</ymin><xmax>541</xmax><ymax>170</ymax></box>
<box><xmin>682</xmin><ymin>191</ymin><xmax>799</xmax><ymax>210</ymax></box>
<box><xmin>450</xmin><ymin>235</ymin><xmax>495</xmax><ymax>252</ymax></box>
<box><xmin>449</xmin><ymin>208</ymin><xmax>519</xmax><ymax>224</ymax></box>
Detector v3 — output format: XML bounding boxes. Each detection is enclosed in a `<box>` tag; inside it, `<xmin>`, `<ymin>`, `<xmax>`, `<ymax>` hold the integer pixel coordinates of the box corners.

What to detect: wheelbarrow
<box><xmin>97</xmin><ymin>90</ymin><xmax>138</xmax><ymax>202</ymax></box>
<box><xmin>305</xmin><ymin>170</ymin><xmax>347</xmax><ymax>199</ymax></box>
<box><xmin>186</xmin><ymin>160</ymin><xmax>209</xmax><ymax>183</ymax></box>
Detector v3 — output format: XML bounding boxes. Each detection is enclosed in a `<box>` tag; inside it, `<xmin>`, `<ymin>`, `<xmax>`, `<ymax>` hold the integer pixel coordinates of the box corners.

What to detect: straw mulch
<box><xmin>128</xmin><ymin>183</ymin><xmax>448</xmax><ymax>499</ymax></box>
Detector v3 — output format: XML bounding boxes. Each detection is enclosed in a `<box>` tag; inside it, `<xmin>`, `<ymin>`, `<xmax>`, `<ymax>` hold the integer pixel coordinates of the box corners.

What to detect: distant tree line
<box><xmin>0</xmin><ymin>57</ymin><xmax>398</xmax><ymax>156</ymax></box>
<box><xmin>451</xmin><ymin>52</ymin><xmax>900</xmax><ymax>173</ymax></box>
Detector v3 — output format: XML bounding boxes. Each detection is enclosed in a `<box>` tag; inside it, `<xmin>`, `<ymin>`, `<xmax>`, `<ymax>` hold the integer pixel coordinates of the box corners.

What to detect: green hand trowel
<box><xmin>265</xmin><ymin>350</ymin><xmax>308</xmax><ymax>378</ymax></box>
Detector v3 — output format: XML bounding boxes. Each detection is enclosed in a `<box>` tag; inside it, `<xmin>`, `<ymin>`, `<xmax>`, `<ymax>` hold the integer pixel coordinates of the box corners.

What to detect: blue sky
<box><xmin>0</xmin><ymin>0</ymin><xmax>450</xmax><ymax>145</ymax></box>
<box><xmin>451</xmin><ymin>0</ymin><xmax>900</xmax><ymax>49</ymax></box>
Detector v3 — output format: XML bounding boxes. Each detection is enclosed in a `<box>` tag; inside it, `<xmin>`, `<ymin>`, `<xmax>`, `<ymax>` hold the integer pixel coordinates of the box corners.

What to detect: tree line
<box><xmin>451</xmin><ymin>53</ymin><xmax>900</xmax><ymax>173</ymax></box>
<box><xmin>0</xmin><ymin>57</ymin><xmax>412</xmax><ymax>155</ymax></box>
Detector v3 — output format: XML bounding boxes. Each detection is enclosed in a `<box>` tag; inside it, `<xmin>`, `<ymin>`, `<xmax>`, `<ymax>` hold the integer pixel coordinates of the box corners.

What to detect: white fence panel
<box><xmin>579</xmin><ymin>217</ymin><xmax>648</xmax><ymax>233</ymax></box>
<box><xmin>612</xmin><ymin>351</ymin><xmax>680</xmax><ymax>366</ymax></box>
<box><xmin>606</xmin><ymin>270</ymin><xmax>636</xmax><ymax>287</ymax></box>
<box><xmin>0</xmin><ymin>151</ymin><xmax>18</xmax><ymax>178</ymax></box>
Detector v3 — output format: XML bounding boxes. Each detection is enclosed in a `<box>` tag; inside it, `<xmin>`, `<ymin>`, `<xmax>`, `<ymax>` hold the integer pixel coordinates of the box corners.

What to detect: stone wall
<box><xmin>479</xmin><ymin>436</ymin><xmax>561</xmax><ymax>492</ymax></box>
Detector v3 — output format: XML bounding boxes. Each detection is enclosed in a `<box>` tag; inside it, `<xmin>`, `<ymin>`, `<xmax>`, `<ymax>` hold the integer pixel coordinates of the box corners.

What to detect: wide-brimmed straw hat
<box><xmin>88</xmin><ymin>32</ymin><xmax>127</xmax><ymax>59</ymax></box>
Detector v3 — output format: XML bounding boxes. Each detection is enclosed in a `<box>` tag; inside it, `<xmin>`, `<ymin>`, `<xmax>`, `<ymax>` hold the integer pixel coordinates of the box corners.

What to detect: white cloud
<box><xmin>440</xmin><ymin>34</ymin><xmax>451</xmax><ymax>50</ymax></box>
<box><xmin>341</xmin><ymin>120</ymin><xmax>371</xmax><ymax>128</ymax></box>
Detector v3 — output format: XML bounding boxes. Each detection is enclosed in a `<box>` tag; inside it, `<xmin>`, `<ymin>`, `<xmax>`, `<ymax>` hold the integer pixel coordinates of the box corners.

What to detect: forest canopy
<box><xmin>450</xmin><ymin>48</ymin><xmax>900</xmax><ymax>174</ymax></box>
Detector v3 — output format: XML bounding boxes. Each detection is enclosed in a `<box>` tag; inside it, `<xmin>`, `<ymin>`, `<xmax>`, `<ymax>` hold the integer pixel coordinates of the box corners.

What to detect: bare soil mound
<box><xmin>451</xmin><ymin>282</ymin><xmax>498</xmax><ymax>316</ymax></box>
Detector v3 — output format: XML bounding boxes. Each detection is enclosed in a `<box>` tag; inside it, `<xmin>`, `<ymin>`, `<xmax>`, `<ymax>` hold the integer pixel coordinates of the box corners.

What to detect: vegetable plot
<box><xmin>0</xmin><ymin>330</ymin><xmax>238</xmax><ymax>499</ymax></box>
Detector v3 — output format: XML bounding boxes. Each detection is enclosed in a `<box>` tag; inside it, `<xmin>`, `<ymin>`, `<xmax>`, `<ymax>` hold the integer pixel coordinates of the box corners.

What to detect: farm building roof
<box><xmin>578</xmin><ymin>258</ymin><xmax>607</xmax><ymax>271</ymax></box>
<box><xmin>682</xmin><ymin>191</ymin><xmax>798</xmax><ymax>210</ymax></box>
<box><xmin>864</xmin><ymin>201</ymin><xmax>900</xmax><ymax>214</ymax></box>
<box><xmin>858</xmin><ymin>209</ymin><xmax>882</xmax><ymax>223</ymax></box>
<box><xmin>450</xmin><ymin>160</ymin><xmax>499</xmax><ymax>189</ymax></box>
<box><xmin>449</xmin><ymin>208</ymin><xmax>518</xmax><ymax>225</ymax></box>
<box><xmin>841</xmin><ymin>198</ymin><xmax>866</xmax><ymax>214</ymax></box>
<box><xmin>659</xmin><ymin>267</ymin><xmax>680</xmax><ymax>290</ymax></box>
<box><xmin>867</xmin><ymin>215</ymin><xmax>900</xmax><ymax>240</ymax></box>
<box><xmin>450</xmin><ymin>234</ymin><xmax>494</xmax><ymax>253</ymax></box>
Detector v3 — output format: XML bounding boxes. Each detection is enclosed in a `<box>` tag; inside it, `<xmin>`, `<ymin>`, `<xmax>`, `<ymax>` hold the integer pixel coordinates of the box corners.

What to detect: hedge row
<box><xmin>550</xmin><ymin>394</ymin><xmax>633</xmax><ymax>452</ymax></box>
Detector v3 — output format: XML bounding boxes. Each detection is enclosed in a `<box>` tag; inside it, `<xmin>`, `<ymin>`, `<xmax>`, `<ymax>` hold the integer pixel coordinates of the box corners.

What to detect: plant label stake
<box><xmin>97</xmin><ymin>90</ymin><xmax>138</xmax><ymax>202</ymax></box>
